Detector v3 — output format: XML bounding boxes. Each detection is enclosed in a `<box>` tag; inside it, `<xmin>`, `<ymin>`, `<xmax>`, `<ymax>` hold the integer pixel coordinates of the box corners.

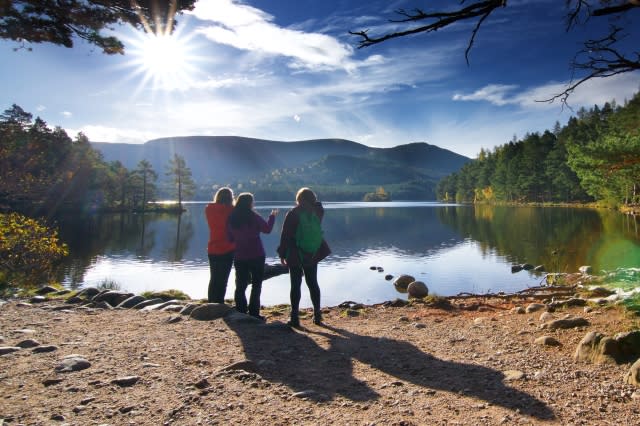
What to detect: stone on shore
<box><xmin>541</xmin><ymin>317</ymin><xmax>589</xmax><ymax>330</ymax></box>
<box><xmin>190</xmin><ymin>303</ymin><xmax>231</xmax><ymax>321</ymax></box>
<box><xmin>393</xmin><ymin>275</ymin><xmax>415</xmax><ymax>292</ymax></box>
<box><xmin>407</xmin><ymin>281</ymin><xmax>429</xmax><ymax>298</ymax></box>
<box><xmin>55</xmin><ymin>356</ymin><xmax>91</xmax><ymax>372</ymax></box>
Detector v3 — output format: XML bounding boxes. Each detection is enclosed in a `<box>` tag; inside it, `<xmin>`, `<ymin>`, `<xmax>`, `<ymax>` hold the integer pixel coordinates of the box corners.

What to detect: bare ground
<box><xmin>1</xmin><ymin>297</ymin><xmax>640</xmax><ymax>425</ymax></box>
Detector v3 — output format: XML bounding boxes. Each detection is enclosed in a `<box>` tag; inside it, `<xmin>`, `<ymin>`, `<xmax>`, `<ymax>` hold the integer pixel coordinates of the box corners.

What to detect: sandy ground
<box><xmin>1</xmin><ymin>296</ymin><xmax>640</xmax><ymax>425</ymax></box>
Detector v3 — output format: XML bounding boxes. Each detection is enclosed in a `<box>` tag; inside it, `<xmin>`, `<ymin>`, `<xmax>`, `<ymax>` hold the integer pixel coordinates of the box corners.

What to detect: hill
<box><xmin>92</xmin><ymin>137</ymin><xmax>469</xmax><ymax>200</ymax></box>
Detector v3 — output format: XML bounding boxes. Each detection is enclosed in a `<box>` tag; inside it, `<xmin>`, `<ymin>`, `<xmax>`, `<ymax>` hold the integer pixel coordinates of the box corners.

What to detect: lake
<box><xmin>57</xmin><ymin>202</ymin><xmax>640</xmax><ymax>308</ymax></box>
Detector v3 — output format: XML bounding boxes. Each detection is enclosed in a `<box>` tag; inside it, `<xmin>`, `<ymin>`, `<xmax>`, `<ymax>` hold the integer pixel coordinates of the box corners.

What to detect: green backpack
<box><xmin>295</xmin><ymin>210</ymin><xmax>323</xmax><ymax>254</ymax></box>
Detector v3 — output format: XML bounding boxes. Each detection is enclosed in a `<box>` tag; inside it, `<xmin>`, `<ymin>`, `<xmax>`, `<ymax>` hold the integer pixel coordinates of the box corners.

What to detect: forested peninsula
<box><xmin>436</xmin><ymin>92</ymin><xmax>640</xmax><ymax>210</ymax></box>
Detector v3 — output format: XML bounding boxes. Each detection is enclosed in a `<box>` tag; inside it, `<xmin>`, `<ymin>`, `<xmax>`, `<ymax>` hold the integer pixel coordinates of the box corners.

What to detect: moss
<box><xmin>140</xmin><ymin>289</ymin><xmax>190</xmax><ymax>301</ymax></box>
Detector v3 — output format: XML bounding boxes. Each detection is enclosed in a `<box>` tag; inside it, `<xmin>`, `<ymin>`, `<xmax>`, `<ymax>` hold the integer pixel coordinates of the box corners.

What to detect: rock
<box><xmin>131</xmin><ymin>298</ymin><xmax>164</xmax><ymax>309</ymax></box>
<box><xmin>0</xmin><ymin>346</ymin><xmax>21</xmax><ymax>355</ymax></box>
<box><xmin>80</xmin><ymin>397</ymin><xmax>96</xmax><ymax>405</ymax></box>
<box><xmin>393</xmin><ymin>275</ymin><xmax>415</xmax><ymax>292</ymax></box>
<box><xmin>579</xmin><ymin>265</ymin><xmax>593</xmax><ymax>274</ymax></box>
<box><xmin>503</xmin><ymin>370</ymin><xmax>525</xmax><ymax>381</ymax></box>
<box><xmin>534</xmin><ymin>336</ymin><xmax>561</xmax><ymax>346</ymax></box>
<box><xmin>541</xmin><ymin>317</ymin><xmax>589</xmax><ymax>330</ymax></box>
<box><xmin>624</xmin><ymin>358</ymin><xmax>640</xmax><ymax>386</ymax></box>
<box><xmin>33</xmin><ymin>345</ymin><xmax>59</xmax><ymax>353</ymax></box>
<box><xmin>92</xmin><ymin>300</ymin><xmax>113</xmax><ymax>309</ymax></box>
<box><xmin>55</xmin><ymin>356</ymin><xmax>91</xmax><ymax>372</ymax></box>
<box><xmin>14</xmin><ymin>328</ymin><xmax>36</xmax><ymax>334</ymax></box>
<box><xmin>116</xmin><ymin>295</ymin><xmax>146</xmax><ymax>309</ymax></box>
<box><xmin>414</xmin><ymin>323</ymin><xmax>427</xmax><ymax>329</ymax></box>
<box><xmin>190</xmin><ymin>303</ymin><xmax>232</xmax><ymax>321</ymax></box>
<box><xmin>50</xmin><ymin>414</ymin><xmax>65</xmax><ymax>421</ymax></box>
<box><xmin>383</xmin><ymin>298</ymin><xmax>409</xmax><ymax>308</ymax></box>
<box><xmin>574</xmin><ymin>331</ymin><xmax>635</xmax><ymax>364</ymax></box>
<box><xmin>369</xmin><ymin>266</ymin><xmax>377</xmax><ymax>270</ymax></box>
<box><xmin>224</xmin><ymin>310</ymin><xmax>264</xmax><ymax>324</ymax></box>
<box><xmin>511</xmin><ymin>265</ymin><xmax>523</xmax><ymax>273</ymax></box>
<box><xmin>533</xmin><ymin>265</ymin><xmax>545</xmax><ymax>272</ymax></box>
<box><xmin>179</xmin><ymin>303</ymin><xmax>199</xmax><ymax>316</ymax></box>
<box><xmin>220</xmin><ymin>360</ymin><xmax>258</xmax><ymax>373</ymax></box>
<box><xmin>75</xmin><ymin>287</ymin><xmax>100</xmax><ymax>299</ymax></box>
<box><xmin>43</xmin><ymin>378</ymin><xmax>64</xmax><ymax>387</ymax></box>
<box><xmin>526</xmin><ymin>303</ymin><xmax>546</xmax><ymax>313</ymax></box>
<box><xmin>140</xmin><ymin>300</ymin><xmax>181</xmax><ymax>312</ymax></box>
<box><xmin>193</xmin><ymin>378</ymin><xmax>210</xmax><ymax>389</ymax></box>
<box><xmin>36</xmin><ymin>285</ymin><xmax>59</xmax><ymax>295</ymax></box>
<box><xmin>111</xmin><ymin>376</ymin><xmax>140</xmax><ymax>387</ymax></box>
<box><xmin>548</xmin><ymin>298</ymin><xmax>587</xmax><ymax>309</ymax></box>
<box><xmin>377</xmin><ymin>267</ymin><xmax>384</xmax><ymax>272</ymax></box>
<box><xmin>407</xmin><ymin>281</ymin><xmax>429</xmax><ymax>298</ymax></box>
<box><xmin>65</xmin><ymin>296</ymin><xmax>84</xmax><ymax>304</ymax></box>
<box><xmin>166</xmin><ymin>315</ymin><xmax>183</xmax><ymax>324</ymax></box>
<box><xmin>29</xmin><ymin>295</ymin><xmax>47</xmax><ymax>303</ymax></box>
<box><xmin>292</xmin><ymin>390</ymin><xmax>328</xmax><ymax>400</ymax></box>
<box><xmin>16</xmin><ymin>339</ymin><xmax>40</xmax><ymax>348</ymax></box>
<box><xmin>161</xmin><ymin>305</ymin><xmax>184</xmax><ymax>312</ymax></box>
<box><xmin>512</xmin><ymin>306</ymin><xmax>525</xmax><ymax>314</ymax></box>
<box><xmin>521</xmin><ymin>263</ymin><xmax>534</xmax><ymax>271</ymax></box>
<box><xmin>539</xmin><ymin>312</ymin><xmax>553</xmax><ymax>323</ymax></box>
<box><xmin>384</xmin><ymin>274</ymin><xmax>393</xmax><ymax>281</ymax></box>
<box><xmin>54</xmin><ymin>289</ymin><xmax>71</xmax><ymax>296</ymax></box>
<box><xmin>93</xmin><ymin>291</ymin><xmax>133</xmax><ymax>307</ymax></box>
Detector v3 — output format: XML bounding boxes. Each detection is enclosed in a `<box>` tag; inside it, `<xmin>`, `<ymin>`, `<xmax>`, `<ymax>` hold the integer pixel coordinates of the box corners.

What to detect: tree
<box><xmin>1</xmin><ymin>0</ymin><xmax>197</xmax><ymax>54</ymax></box>
<box><xmin>165</xmin><ymin>154</ymin><xmax>195</xmax><ymax>209</ymax></box>
<box><xmin>350</xmin><ymin>1</ymin><xmax>640</xmax><ymax>103</ymax></box>
<box><xmin>133</xmin><ymin>159</ymin><xmax>157</xmax><ymax>212</ymax></box>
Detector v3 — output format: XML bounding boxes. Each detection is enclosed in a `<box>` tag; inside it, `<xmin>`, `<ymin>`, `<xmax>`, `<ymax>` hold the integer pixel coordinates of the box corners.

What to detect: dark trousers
<box><xmin>234</xmin><ymin>256</ymin><xmax>265</xmax><ymax>316</ymax></box>
<box><xmin>289</xmin><ymin>263</ymin><xmax>321</xmax><ymax>319</ymax></box>
<box><xmin>208</xmin><ymin>251</ymin><xmax>234</xmax><ymax>303</ymax></box>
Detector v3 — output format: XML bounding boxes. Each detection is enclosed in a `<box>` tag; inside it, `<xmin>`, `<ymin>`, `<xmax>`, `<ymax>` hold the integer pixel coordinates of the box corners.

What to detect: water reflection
<box><xmin>56</xmin><ymin>203</ymin><xmax>640</xmax><ymax>306</ymax></box>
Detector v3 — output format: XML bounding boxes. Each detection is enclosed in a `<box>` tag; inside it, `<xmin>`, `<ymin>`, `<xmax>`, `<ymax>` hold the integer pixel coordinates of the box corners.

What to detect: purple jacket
<box><xmin>228</xmin><ymin>212</ymin><xmax>275</xmax><ymax>261</ymax></box>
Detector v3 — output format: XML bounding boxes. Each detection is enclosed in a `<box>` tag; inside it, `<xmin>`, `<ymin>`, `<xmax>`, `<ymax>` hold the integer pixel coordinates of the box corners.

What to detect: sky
<box><xmin>1</xmin><ymin>0</ymin><xmax>639</xmax><ymax>158</ymax></box>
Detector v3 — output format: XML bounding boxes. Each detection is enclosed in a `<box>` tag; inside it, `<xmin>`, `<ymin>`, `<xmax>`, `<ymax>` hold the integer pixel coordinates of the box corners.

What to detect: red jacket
<box><xmin>205</xmin><ymin>203</ymin><xmax>235</xmax><ymax>255</ymax></box>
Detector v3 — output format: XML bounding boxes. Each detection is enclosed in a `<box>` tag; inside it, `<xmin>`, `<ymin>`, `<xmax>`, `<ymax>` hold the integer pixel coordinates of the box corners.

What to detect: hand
<box><xmin>280</xmin><ymin>257</ymin><xmax>287</xmax><ymax>266</ymax></box>
<box><xmin>270</xmin><ymin>209</ymin><xmax>279</xmax><ymax>216</ymax></box>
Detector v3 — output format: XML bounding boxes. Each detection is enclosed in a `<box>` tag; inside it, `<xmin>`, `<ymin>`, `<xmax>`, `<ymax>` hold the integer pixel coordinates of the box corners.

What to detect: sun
<box><xmin>122</xmin><ymin>27</ymin><xmax>202</xmax><ymax>92</ymax></box>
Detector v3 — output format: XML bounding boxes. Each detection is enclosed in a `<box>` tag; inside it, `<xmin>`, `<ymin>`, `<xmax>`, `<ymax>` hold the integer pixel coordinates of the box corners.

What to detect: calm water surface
<box><xmin>58</xmin><ymin>202</ymin><xmax>640</xmax><ymax>308</ymax></box>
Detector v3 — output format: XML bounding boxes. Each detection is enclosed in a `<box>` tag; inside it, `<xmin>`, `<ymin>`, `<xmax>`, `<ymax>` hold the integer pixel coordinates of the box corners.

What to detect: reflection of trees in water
<box><xmin>165</xmin><ymin>212</ymin><xmax>195</xmax><ymax>261</ymax></box>
<box><xmin>55</xmin><ymin>212</ymin><xmax>158</xmax><ymax>286</ymax></box>
<box><xmin>437</xmin><ymin>205</ymin><xmax>640</xmax><ymax>272</ymax></box>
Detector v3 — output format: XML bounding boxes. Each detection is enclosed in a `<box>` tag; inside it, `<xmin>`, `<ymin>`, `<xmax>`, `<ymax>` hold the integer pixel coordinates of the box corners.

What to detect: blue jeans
<box><xmin>234</xmin><ymin>256</ymin><xmax>265</xmax><ymax>317</ymax></box>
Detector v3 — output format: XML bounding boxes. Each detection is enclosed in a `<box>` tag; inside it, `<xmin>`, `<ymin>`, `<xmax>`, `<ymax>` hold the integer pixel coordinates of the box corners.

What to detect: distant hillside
<box><xmin>92</xmin><ymin>136</ymin><xmax>469</xmax><ymax>200</ymax></box>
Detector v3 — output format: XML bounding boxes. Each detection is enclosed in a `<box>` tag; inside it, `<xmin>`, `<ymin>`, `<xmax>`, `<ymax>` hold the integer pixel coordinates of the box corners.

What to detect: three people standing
<box><xmin>205</xmin><ymin>187</ymin><xmax>330</xmax><ymax>327</ymax></box>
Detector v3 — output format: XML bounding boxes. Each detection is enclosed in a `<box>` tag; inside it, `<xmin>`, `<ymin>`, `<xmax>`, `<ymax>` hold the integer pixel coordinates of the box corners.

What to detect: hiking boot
<box><xmin>251</xmin><ymin>314</ymin><xmax>266</xmax><ymax>322</ymax></box>
<box><xmin>287</xmin><ymin>318</ymin><xmax>301</xmax><ymax>328</ymax></box>
<box><xmin>312</xmin><ymin>313</ymin><xmax>323</xmax><ymax>326</ymax></box>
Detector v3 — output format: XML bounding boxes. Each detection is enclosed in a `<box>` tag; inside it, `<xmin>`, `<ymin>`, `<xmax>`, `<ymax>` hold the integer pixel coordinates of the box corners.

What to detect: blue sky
<box><xmin>1</xmin><ymin>0</ymin><xmax>639</xmax><ymax>158</ymax></box>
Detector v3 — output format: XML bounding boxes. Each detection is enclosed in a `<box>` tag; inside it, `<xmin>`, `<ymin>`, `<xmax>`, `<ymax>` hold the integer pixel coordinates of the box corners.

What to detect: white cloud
<box><xmin>453</xmin><ymin>72</ymin><xmax>640</xmax><ymax>110</ymax></box>
<box><xmin>61</xmin><ymin>111</ymin><xmax>72</xmax><ymax>118</ymax></box>
<box><xmin>190</xmin><ymin>0</ymin><xmax>354</xmax><ymax>70</ymax></box>
<box><xmin>66</xmin><ymin>125</ymin><xmax>157</xmax><ymax>144</ymax></box>
<box><xmin>293</xmin><ymin>114</ymin><xmax>301</xmax><ymax>122</ymax></box>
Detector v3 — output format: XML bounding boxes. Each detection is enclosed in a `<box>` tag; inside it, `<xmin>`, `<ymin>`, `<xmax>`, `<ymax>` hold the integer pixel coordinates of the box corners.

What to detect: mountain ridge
<box><xmin>91</xmin><ymin>136</ymin><xmax>470</xmax><ymax>200</ymax></box>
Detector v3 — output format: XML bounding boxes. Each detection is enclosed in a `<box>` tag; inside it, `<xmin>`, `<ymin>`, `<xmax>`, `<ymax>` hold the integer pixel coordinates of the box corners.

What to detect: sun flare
<box><xmin>123</xmin><ymin>27</ymin><xmax>202</xmax><ymax>92</ymax></box>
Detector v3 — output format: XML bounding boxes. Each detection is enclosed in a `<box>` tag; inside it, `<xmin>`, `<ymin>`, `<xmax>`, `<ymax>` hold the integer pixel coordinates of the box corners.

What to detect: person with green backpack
<box><xmin>277</xmin><ymin>187</ymin><xmax>331</xmax><ymax>328</ymax></box>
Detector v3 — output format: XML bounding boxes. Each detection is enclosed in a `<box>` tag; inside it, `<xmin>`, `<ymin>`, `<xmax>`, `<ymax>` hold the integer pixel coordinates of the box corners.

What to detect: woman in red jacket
<box><xmin>278</xmin><ymin>187</ymin><xmax>331</xmax><ymax>328</ymax></box>
<box><xmin>205</xmin><ymin>187</ymin><xmax>235</xmax><ymax>303</ymax></box>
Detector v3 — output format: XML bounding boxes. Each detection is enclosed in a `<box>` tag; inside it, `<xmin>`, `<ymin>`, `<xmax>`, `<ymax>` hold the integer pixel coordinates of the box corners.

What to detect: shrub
<box><xmin>0</xmin><ymin>212</ymin><xmax>68</xmax><ymax>292</ymax></box>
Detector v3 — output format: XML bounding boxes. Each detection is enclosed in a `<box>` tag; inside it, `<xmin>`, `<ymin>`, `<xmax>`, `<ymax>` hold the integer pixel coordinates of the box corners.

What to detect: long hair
<box><xmin>296</xmin><ymin>187</ymin><xmax>317</xmax><ymax>208</ymax></box>
<box><xmin>214</xmin><ymin>187</ymin><xmax>234</xmax><ymax>205</ymax></box>
<box><xmin>229</xmin><ymin>192</ymin><xmax>254</xmax><ymax>229</ymax></box>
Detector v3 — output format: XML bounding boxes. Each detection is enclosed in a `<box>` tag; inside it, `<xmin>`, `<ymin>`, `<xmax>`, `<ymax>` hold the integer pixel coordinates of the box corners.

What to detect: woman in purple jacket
<box><xmin>228</xmin><ymin>193</ymin><xmax>278</xmax><ymax>320</ymax></box>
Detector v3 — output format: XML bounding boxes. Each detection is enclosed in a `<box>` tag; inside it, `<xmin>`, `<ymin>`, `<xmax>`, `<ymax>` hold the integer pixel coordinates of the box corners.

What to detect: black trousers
<box><xmin>207</xmin><ymin>251</ymin><xmax>234</xmax><ymax>303</ymax></box>
<box><xmin>234</xmin><ymin>256</ymin><xmax>265</xmax><ymax>317</ymax></box>
<box><xmin>289</xmin><ymin>263</ymin><xmax>321</xmax><ymax>318</ymax></box>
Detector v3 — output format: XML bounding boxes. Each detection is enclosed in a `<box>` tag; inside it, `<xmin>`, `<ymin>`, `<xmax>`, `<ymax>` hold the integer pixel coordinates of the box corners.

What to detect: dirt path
<box><xmin>1</xmin><ymin>298</ymin><xmax>639</xmax><ymax>425</ymax></box>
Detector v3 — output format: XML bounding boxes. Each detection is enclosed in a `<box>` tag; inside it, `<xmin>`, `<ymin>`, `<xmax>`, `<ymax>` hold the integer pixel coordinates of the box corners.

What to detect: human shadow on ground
<box><xmin>310</xmin><ymin>325</ymin><xmax>555</xmax><ymax>420</ymax></box>
<box><xmin>222</xmin><ymin>314</ymin><xmax>379</xmax><ymax>402</ymax></box>
<box><xmin>223</xmin><ymin>316</ymin><xmax>554</xmax><ymax>420</ymax></box>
